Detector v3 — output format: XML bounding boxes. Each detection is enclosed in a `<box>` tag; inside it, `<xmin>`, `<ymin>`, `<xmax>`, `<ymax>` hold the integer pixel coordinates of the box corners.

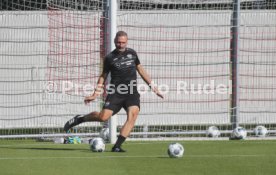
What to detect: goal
<box><xmin>0</xmin><ymin>0</ymin><xmax>276</xmax><ymax>141</ymax></box>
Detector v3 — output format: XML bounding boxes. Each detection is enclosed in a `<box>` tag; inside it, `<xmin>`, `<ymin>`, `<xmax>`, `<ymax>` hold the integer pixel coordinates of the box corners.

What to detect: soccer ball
<box><xmin>99</xmin><ymin>127</ymin><xmax>110</xmax><ymax>141</ymax></box>
<box><xmin>53</xmin><ymin>137</ymin><xmax>65</xmax><ymax>144</ymax></box>
<box><xmin>89</xmin><ymin>137</ymin><xmax>105</xmax><ymax>152</ymax></box>
<box><xmin>167</xmin><ymin>143</ymin><xmax>184</xmax><ymax>158</ymax></box>
<box><xmin>232</xmin><ymin>127</ymin><xmax>247</xmax><ymax>140</ymax></box>
<box><xmin>253</xmin><ymin>125</ymin><xmax>268</xmax><ymax>137</ymax></box>
<box><xmin>206</xmin><ymin>126</ymin><xmax>220</xmax><ymax>138</ymax></box>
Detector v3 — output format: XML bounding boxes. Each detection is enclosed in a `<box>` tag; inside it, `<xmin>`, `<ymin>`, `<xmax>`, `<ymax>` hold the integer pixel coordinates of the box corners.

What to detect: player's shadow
<box><xmin>21</xmin><ymin>147</ymin><xmax>84</xmax><ymax>151</ymax></box>
<box><xmin>2</xmin><ymin>146</ymin><xmax>86</xmax><ymax>151</ymax></box>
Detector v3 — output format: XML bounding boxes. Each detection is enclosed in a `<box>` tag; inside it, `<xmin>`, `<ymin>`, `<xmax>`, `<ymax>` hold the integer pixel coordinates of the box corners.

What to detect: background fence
<box><xmin>0</xmin><ymin>0</ymin><xmax>275</xmax><ymax>139</ymax></box>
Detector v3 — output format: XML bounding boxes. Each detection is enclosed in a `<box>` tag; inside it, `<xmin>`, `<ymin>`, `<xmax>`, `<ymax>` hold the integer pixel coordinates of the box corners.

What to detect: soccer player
<box><xmin>64</xmin><ymin>31</ymin><xmax>163</xmax><ymax>152</ymax></box>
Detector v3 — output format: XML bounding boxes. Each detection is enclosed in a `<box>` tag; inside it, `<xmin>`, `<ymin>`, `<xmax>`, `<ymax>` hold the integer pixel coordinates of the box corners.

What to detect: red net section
<box><xmin>47</xmin><ymin>10</ymin><xmax>102</xmax><ymax>97</ymax></box>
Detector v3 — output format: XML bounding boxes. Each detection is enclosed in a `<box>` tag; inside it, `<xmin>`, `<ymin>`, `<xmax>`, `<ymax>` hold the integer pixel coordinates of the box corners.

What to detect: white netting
<box><xmin>0</xmin><ymin>1</ymin><xmax>106</xmax><ymax>138</ymax></box>
<box><xmin>0</xmin><ymin>0</ymin><xmax>276</xmax><ymax>139</ymax></box>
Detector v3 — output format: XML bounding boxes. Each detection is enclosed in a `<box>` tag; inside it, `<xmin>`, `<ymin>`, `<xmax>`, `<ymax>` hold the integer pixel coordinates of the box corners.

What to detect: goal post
<box><xmin>107</xmin><ymin>0</ymin><xmax>118</xmax><ymax>144</ymax></box>
<box><xmin>1</xmin><ymin>0</ymin><xmax>276</xmax><ymax>141</ymax></box>
<box><xmin>230</xmin><ymin>0</ymin><xmax>241</xmax><ymax>129</ymax></box>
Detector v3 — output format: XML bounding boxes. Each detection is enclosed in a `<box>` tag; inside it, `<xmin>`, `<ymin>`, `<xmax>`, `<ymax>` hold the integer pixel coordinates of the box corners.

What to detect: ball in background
<box><xmin>99</xmin><ymin>127</ymin><xmax>110</xmax><ymax>141</ymax></box>
<box><xmin>253</xmin><ymin>125</ymin><xmax>268</xmax><ymax>137</ymax></box>
<box><xmin>206</xmin><ymin>126</ymin><xmax>220</xmax><ymax>138</ymax></box>
<box><xmin>232</xmin><ymin>127</ymin><xmax>247</xmax><ymax>140</ymax></box>
<box><xmin>167</xmin><ymin>143</ymin><xmax>184</xmax><ymax>158</ymax></box>
<box><xmin>53</xmin><ymin>137</ymin><xmax>65</xmax><ymax>144</ymax></box>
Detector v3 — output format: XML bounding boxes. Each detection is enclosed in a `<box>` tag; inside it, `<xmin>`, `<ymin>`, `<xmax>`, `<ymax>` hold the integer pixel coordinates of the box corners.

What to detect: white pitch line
<box><xmin>0</xmin><ymin>144</ymin><xmax>60</xmax><ymax>148</ymax></box>
<box><xmin>0</xmin><ymin>155</ymin><xmax>166</xmax><ymax>160</ymax></box>
<box><xmin>186</xmin><ymin>154</ymin><xmax>271</xmax><ymax>158</ymax></box>
<box><xmin>0</xmin><ymin>154</ymin><xmax>272</xmax><ymax>160</ymax></box>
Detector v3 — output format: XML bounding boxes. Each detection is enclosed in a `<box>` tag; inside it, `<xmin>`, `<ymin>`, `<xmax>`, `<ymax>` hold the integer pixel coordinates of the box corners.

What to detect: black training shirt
<box><xmin>103</xmin><ymin>48</ymin><xmax>140</xmax><ymax>95</ymax></box>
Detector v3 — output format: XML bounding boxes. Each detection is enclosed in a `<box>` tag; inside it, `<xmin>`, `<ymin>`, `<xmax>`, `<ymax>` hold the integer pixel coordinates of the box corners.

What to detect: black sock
<box><xmin>77</xmin><ymin>115</ymin><xmax>85</xmax><ymax>124</ymax></box>
<box><xmin>113</xmin><ymin>135</ymin><xmax>126</xmax><ymax>148</ymax></box>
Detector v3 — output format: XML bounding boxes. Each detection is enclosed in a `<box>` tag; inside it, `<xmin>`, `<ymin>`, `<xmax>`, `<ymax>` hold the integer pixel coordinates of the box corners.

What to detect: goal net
<box><xmin>0</xmin><ymin>0</ymin><xmax>106</xmax><ymax>139</ymax></box>
<box><xmin>116</xmin><ymin>0</ymin><xmax>276</xmax><ymax>139</ymax></box>
<box><xmin>0</xmin><ymin>0</ymin><xmax>276</xmax><ymax>141</ymax></box>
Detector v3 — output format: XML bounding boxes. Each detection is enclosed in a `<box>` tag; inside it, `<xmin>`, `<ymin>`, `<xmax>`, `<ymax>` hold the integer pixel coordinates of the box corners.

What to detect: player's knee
<box><xmin>98</xmin><ymin>113</ymin><xmax>110</xmax><ymax>122</ymax></box>
<box><xmin>98</xmin><ymin>115</ymin><xmax>108</xmax><ymax>122</ymax></box>
<box><xmin>130</xmin><ymin>110</ymin><xmax>139</xmax><ymax>118</ymax></box>
<box><xmin>128</xmin><ymin>112</ymin><xmax>139</xmax><ymax>123</ymax></box>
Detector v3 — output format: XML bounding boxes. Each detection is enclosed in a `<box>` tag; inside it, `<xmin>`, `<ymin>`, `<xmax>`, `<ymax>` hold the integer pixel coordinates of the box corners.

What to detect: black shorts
<box><xmin>102</xmin><ymin>93</ymin><xmax>140</xmax><ymax>115</ymax></box>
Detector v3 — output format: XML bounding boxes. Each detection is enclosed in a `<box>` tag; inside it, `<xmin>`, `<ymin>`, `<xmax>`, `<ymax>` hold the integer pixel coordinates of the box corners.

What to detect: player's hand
<box><xmin>84</xmin><ymin>95</ymin><xmax>97</xmax><ymax>104</ymax></box>
<box><xmin>156</xmin><ymin>91</ymin><xmax>164</xmax><ymax>99</ymax></box>
<box><xmin>152</xmin><ymin>87</ymin><xmax>164</xmax><ymax>99</ymax></box>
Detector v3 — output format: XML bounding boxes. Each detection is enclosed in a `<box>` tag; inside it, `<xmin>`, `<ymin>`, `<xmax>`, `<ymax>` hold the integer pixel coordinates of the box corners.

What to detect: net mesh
<box><xmin>0</xmin><ymin>0</ymin><xmax>276</xmax><ymax>140</ymax></box>
<box><xmin>0</xmin><ymin>0</ymin><xmax>106</xmax><ymax>138</ymax></box>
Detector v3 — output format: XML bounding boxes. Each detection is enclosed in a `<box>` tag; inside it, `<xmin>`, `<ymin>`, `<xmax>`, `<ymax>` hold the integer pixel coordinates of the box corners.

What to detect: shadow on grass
<box><xmin>0</xmin><ymin>146</ymin><xmax>88</xmax><ymax>151</ymax></box>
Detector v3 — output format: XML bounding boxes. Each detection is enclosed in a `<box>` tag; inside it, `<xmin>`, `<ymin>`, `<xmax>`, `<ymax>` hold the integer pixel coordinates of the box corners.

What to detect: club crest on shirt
<box><xmin>127</xmin><ymin>54</ymin><xmax>133</xmax><ymax>59</ymax></box>
<box><xmin>104</xmin><ymin>101</ymin><xmax>110</xmax><ymax>107</ymax></box>
<box><xmin>115</xmin><ymin>62</ymin><xmax>121</xmax><ymax>68</ymax></box>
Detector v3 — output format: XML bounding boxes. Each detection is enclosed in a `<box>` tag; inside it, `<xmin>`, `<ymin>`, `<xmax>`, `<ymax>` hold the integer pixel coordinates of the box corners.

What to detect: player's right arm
<box><xmin>85</xmin><ymin>56</ymin><xmax>110</xmax><ymax>104</ymax></box>
<box><xmin>84</xmin><ymin>71</ymin><xmax>108</xmax><ymax>104</ymax></box>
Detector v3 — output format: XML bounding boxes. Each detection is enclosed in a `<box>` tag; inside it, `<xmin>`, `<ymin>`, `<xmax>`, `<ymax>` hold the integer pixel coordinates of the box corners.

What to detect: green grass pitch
<box><xmin>0</xmin><ymin>140</ymin><xmax>276</xmax><ymax>175</ymax></box>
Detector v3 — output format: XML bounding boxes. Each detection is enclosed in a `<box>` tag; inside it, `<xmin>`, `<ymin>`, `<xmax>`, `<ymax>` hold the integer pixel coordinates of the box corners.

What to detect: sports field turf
<box><xmin>0</xmin><ymin>140</ymin><xmax>275</xmax><ymax>175</ymax></box>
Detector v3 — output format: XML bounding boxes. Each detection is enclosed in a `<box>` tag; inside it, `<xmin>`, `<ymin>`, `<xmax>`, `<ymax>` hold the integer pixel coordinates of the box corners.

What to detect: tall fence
<box><xmin>0</xmin><ymin>0</ymin><xmax>275</xmax><ymax>139</ymax></box>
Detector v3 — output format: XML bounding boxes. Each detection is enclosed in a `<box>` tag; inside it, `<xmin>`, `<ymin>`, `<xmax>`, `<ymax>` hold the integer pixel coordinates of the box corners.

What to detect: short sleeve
<box><xmin>103</xmin><ymin>57</ymin><xmax>110</xmax><ymax>74</ymax></box>
<box><xmin>134</xmin><ymin>51</ymin><xmax>140</xmax><ymax>65</ymax></box>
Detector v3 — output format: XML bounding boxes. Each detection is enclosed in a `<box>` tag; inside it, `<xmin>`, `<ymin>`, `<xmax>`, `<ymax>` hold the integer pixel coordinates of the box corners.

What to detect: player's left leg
<box><xmin>121</xmin><ymin>106</ymin><xmax>140</xmax><ymax>137</ymax></box>
<box><xmin>112</xmin><ymin>105</ymin><xmax>139</xmax><ymax>152</ymax></box>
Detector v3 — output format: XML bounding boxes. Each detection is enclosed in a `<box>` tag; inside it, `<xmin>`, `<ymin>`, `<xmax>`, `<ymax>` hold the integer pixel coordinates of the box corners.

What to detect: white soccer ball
<box><xmin>53</xmin><ymin>137</ymin><xmax>65</xmax><ymax>144</ymax></box>
<box><xmin>253</xmin><ymin>125</ymin><xmax>268</xmax><ymax>137</ymax></box>
<box><xmin>99</xmin><ymin>128</ymin><xmax>110</xmax><ymax>141</ymax></box>
<box><xmin>206</xmin><ymin>126</ymin><xmax>220</xmax><ymax>138</ymax></box>
<box><xmin>232</xmin><ymin>127</ymin><xmax>247</xmax><ymax>139</ymax></box>
<box><xmin>89</xmin><ymin>137</ymin><xmax>105</xmax><ymax>152</ymax></box>
<box><xmin>167</xmin><ymin>143</ymin><xmax>184</xmax><ymax>158</ymax></box>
